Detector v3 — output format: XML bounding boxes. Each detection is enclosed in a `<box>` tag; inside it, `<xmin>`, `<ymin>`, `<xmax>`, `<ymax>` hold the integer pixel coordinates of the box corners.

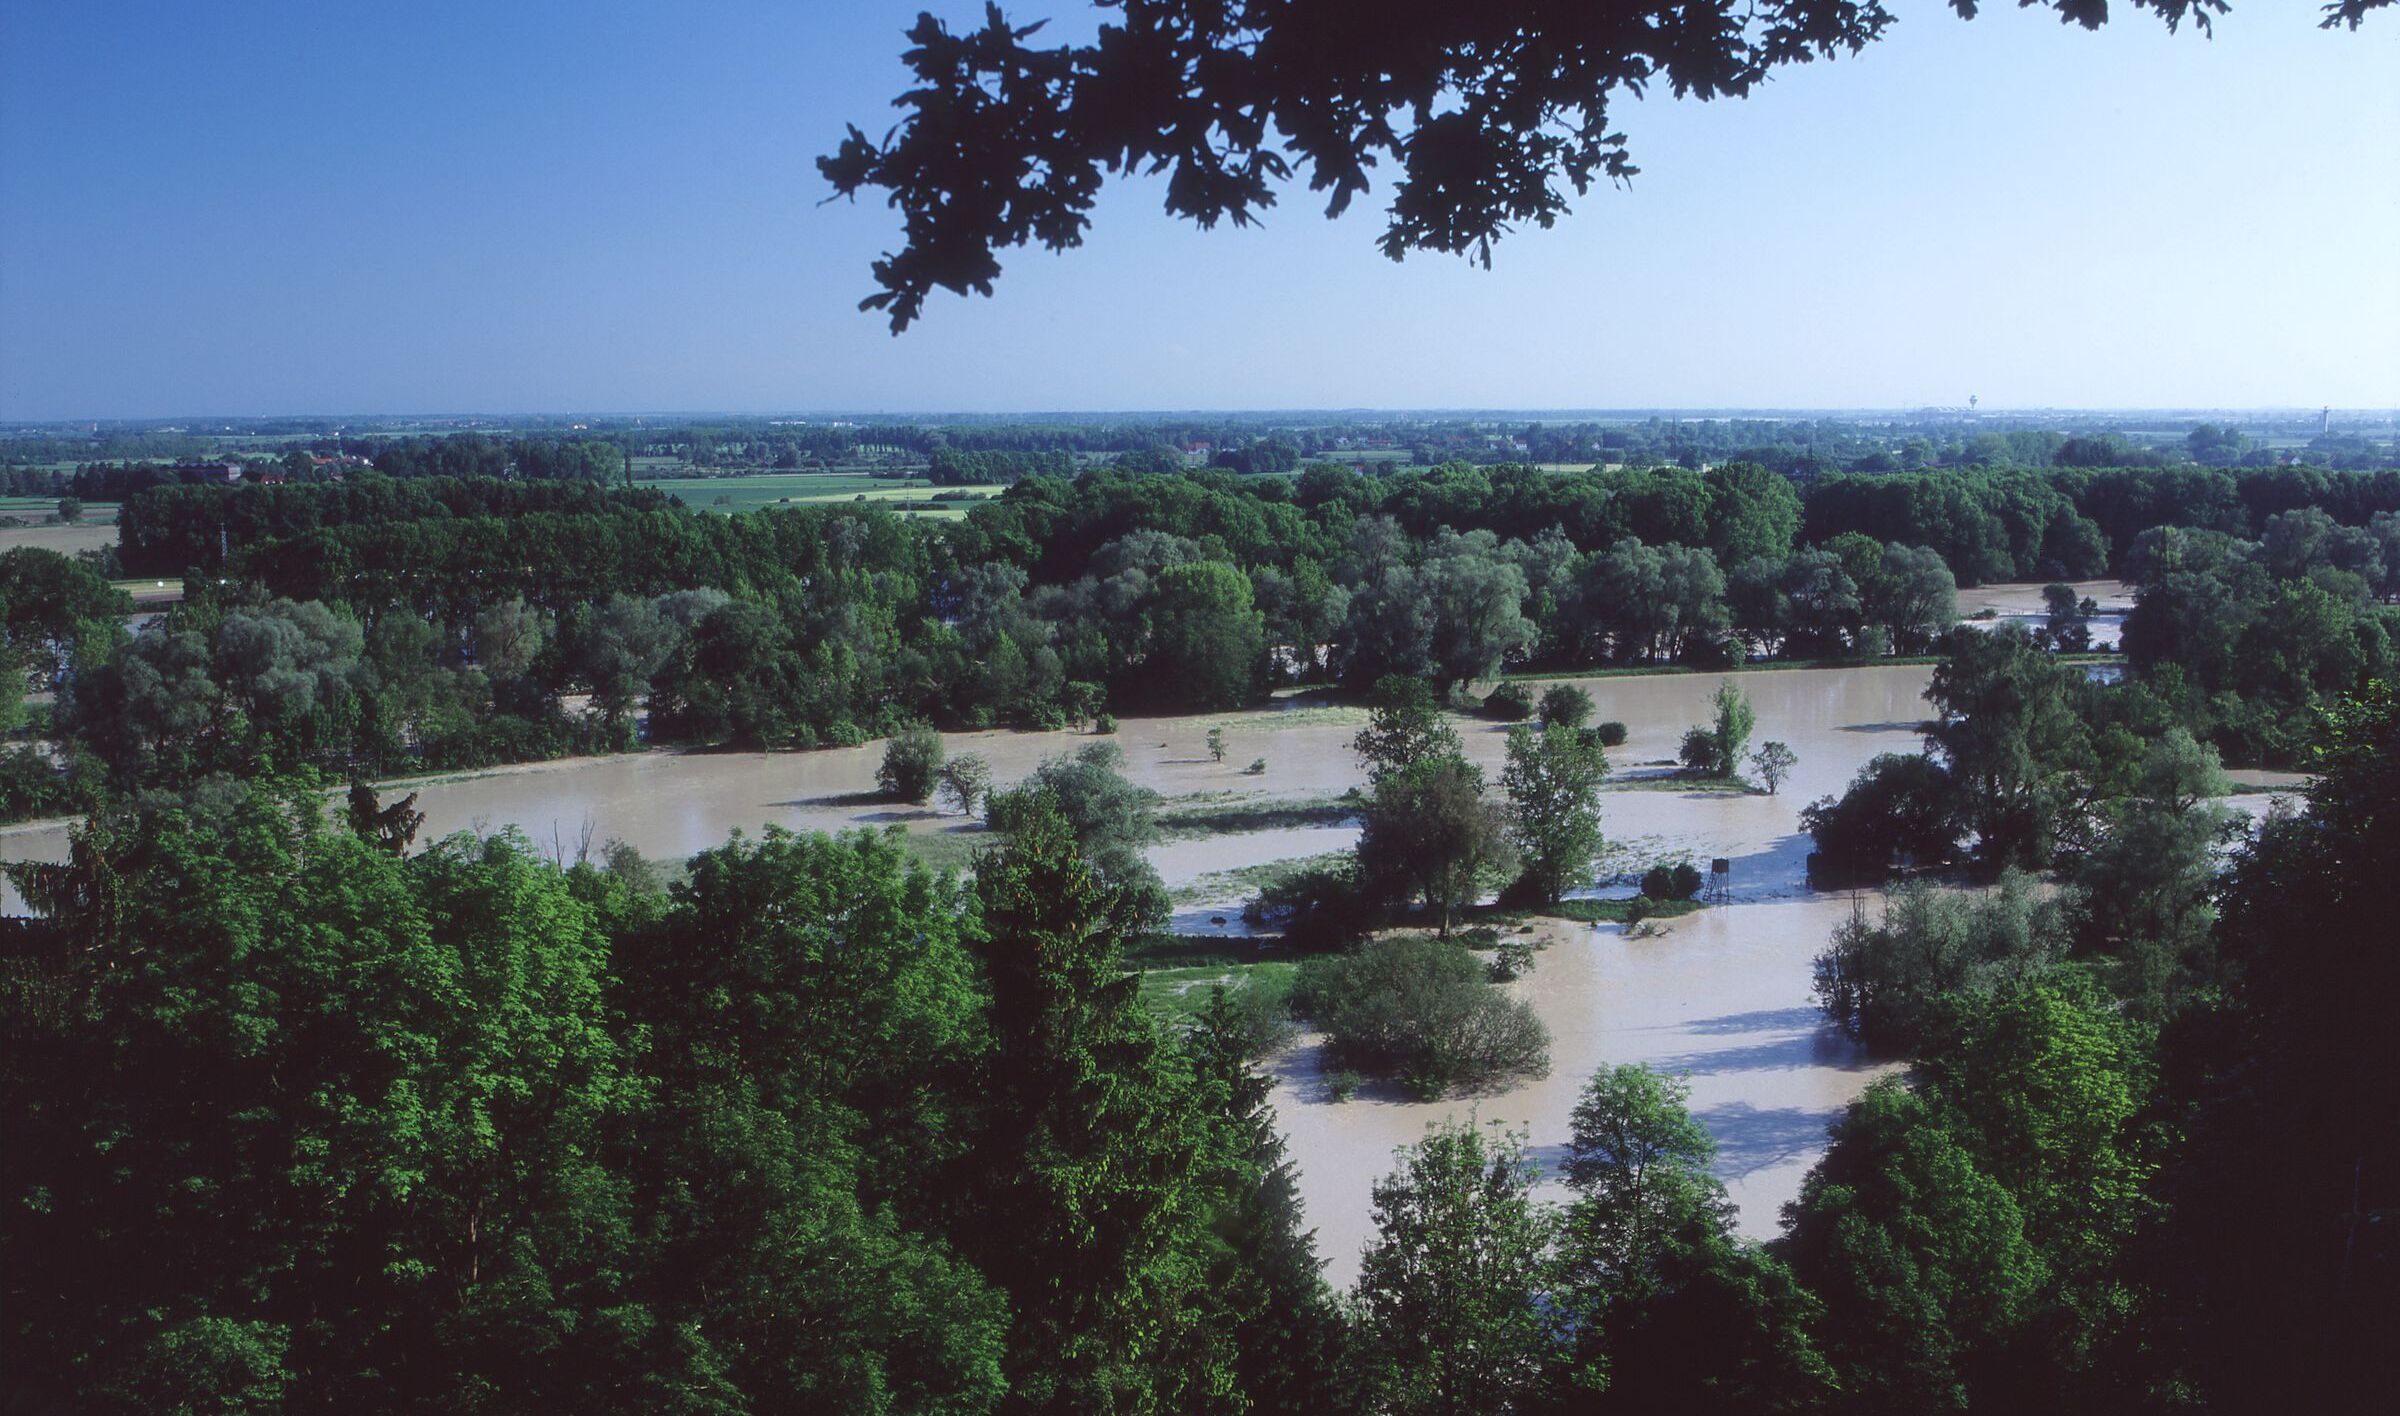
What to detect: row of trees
<box><xmin>16</xmin><ymin>459</ymin><xmax>2397</xmax><ymax>825</ymax></box>
<box><xmin>20</xmin><ymin>411</ymin><xmax>2392</xmax><ymax>486</ymax></box>
<box><xmin>129</xmin><ymin>458</ymin><xmax>2400</xmax><ymax>609</ymax></box>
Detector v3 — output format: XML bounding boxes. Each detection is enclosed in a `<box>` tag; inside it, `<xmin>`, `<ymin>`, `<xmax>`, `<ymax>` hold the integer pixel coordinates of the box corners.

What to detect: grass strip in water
<box><xmin>1599</xmin><ymin>773</ymin><xmax>1755</xmax><ymax>795</ymax></box>
<box><xmin>1488</xmin><ymin>650</ymin><xmax>2121</xmax><ymax>684</ymax></box>
<box><xmin>1169</xmin><ymin>851</ymin><xmax>1352</xmax><ymax>907</ymax></box>
<box><xmin>1507</xmin><ymin>897</ymin><xmax>1710</xmax><ymax>925</ymax></box>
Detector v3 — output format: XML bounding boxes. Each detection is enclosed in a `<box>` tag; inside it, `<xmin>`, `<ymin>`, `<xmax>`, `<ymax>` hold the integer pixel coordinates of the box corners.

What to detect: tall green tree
<box><xmin>1784</xmin><ymin>973</ymin><xmax>2157</xmax><ymax>1415</ymax></box>
<box><xmin>966</xmin><ymin>797</ymin><xmax>1238</xmax><ymax>1414</ymax></box>
<box><xmin>1149</xmin><ymin>559</ymin><xmax>1265</xmax><ymax>710</ymax></box>
<box><xmin>1422</xmin><ymin>533</ymin><xmax>1535</xmax><ymax>690</ymax></box>
<box><xmin>1552</xmin><ymin>1066</ymin><xmax>1831</xmax><ymax>1414</ymax></box>
<box><xmin>2068</xmin><ymin>727</ymin><xmax>2237</xmax><ymax>1018</ymax></box>
<box><xmin>1358</xmin><ymin>754</ymin><xmax>1516</xmax><ymax>934</ymax></box>
<box><xmin>1188</xmin><ymin>988</ymin><xmax>1352</xmax><ymax>1416</ymax></box>
<box><xmin>2140</xmin><ymin>681</ymin><xmax>2400</xmax><ymax>1410</ymax></box>
<box><xmin>1499</xmin><ymin>723</ymin><xmax>1609</xmax><ymax>904</ymax></box>
<box><xmin>0</xmin><ymin>784</ymin><xmax>645</xmax><ymax>1412</ymax></box>
<box><xmin>611</xmin><ymin>826</ymin><xmax>1008</xmax><ymax>1413</ymax></box>
<box><xmin>1703</xmin><ymin>461</ymin><xmax>1801</xmax><ymax>567</ymax></box>
<box><xmin>1350</xmin><ymin>1121</ymin><xmax>1560</xmax><ymax>1416</ymax></box>
<box><xmin>1925</xmin><ymin>626</ymin><xmax>2095</xmax><ymax>870</ymax></box>
<box><xmin>1351</xmin><ymin>673</ymin><xmax>1463</xmax><ymax>781</ymax></box>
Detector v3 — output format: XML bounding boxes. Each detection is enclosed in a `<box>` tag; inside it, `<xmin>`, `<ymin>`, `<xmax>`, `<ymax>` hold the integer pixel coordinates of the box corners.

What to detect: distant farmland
<box><xmin>634</xmin><ymin>471</ymin><xmax>1007</xmax><ymax>519</ymax></box>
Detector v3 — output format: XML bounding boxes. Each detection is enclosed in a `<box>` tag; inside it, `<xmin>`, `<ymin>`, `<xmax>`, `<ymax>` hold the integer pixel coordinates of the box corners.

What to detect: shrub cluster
<box><xmin>1291</xmin><ymin>935</ymin><xmax>1550</xmax><ymax>1098</ymax></box>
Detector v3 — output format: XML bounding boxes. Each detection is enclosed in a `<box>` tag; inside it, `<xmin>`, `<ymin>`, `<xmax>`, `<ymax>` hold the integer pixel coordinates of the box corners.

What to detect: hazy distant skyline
<box><xmin>4</xmin><ymin>1</ymin><xmax>2395</xmax><ymax>420</ymax></box>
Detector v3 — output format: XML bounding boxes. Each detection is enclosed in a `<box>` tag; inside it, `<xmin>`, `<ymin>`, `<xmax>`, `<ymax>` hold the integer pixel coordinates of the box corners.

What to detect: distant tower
<box><xmin>1969</xmin><ymin>394</ymin><xmax>1979</xmax><ymax>412</ymax></box>
<box><xmin>2323</xmin><ymin>405</ymin><xmax>2333</xmax><ymax>435</ymax></box>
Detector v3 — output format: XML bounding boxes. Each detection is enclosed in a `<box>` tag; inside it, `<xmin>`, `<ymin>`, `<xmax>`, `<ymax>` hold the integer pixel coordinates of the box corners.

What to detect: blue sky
<box><xmin>2</xmin><ymin>1</ymin><xmax>2394</xmax><ymax>418</ymax></box>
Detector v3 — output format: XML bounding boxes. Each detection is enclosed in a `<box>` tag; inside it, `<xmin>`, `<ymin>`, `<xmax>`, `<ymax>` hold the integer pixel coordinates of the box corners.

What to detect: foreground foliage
<box><xmin>0</xmin><ymin>784</ymin><xmax>1340</xmax><ymax>1414</ymax></box>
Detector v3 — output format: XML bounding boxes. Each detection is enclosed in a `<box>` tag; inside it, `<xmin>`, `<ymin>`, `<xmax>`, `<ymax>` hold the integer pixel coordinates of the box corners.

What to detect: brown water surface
<box><xmin>0</xmin><ymin>663</ymin><xmax>1944</xmax><ymax>1285</ymax></box>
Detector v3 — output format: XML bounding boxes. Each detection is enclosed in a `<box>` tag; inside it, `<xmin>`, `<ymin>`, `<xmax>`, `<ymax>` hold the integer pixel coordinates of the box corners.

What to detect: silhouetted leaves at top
<box><xmin>825</xmin><ymin>0</ymin><xmax>2387</xmax><ymax>329</ymax></box>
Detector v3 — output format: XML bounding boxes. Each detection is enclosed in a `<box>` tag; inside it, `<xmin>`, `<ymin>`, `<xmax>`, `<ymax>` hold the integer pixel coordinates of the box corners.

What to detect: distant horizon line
<box><xmin>11</xmin><ymin>404</ymin><xmax>2397</xmax><ymax>428</ymax></box>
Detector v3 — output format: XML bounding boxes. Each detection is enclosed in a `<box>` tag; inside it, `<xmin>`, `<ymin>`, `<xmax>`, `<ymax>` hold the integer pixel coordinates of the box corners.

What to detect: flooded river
<box><xmin>0</xmin><ymin>662</ymin><xmax>1980</xmax><ymax>1285</ymax></box>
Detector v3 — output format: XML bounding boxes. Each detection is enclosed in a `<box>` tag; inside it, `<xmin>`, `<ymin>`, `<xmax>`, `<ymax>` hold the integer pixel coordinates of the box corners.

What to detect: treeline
<box><xmin>12</xmin><ymin>412</ymin><xmax>2395</xmax><ymax>483</ymax></box>
<box><xmin>7</xmin><ymin>682</ymin><xmax>2391</xmax><ymax>1412</ymax></box>
<box><xmin>926</xmin><ymin>448</ymin><xmax>1079</xmax><ymax>485</ymax></box>
<box><xmin>115</xmin><ymin>477</ymin><xmax>671</xmax><ymax>577</ymax></box>
<box><xmin>7</xmin><ymin>459</ymin><xmax>2396</xmax><ymax>822</ymax></box>
<box><xmin>349</xmin><ymin>433</ymin><xmax>628</xmax><ymax>482</ymax></box>
<box><xmin>0</xmin><ymin>467</ymin><xmax>72</xmax><ymax>498</ymax></box>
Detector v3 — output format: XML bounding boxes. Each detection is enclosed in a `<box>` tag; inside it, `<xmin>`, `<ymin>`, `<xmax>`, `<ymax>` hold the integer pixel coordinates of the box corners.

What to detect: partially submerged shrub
<box><xmin>1291</xmin><ymin>935</ymin><xmax>1550</xmax><ymax>1098</ymax></box>
<box><xmin>1483</xmin><ymin>681</ymin><xmax>1535</xmax><ymax>720</ymax></box>
<box><xmin>1801</xmin><ymin>753</ymin><xmax>1964</xmax><ymax>887</ymax></box>
<box><xmin>1204</xmin><ymin>980</ymin><xmax>1296</xmax><ymax>1060</ymax></box>
<box><xmin>1812</xmin><ymin>871</ymin><xmax>2066</xmax><ymax>1052</ymax></box>
<box><xmin>1639</xmin><ymin>862</ymin><xmax>1704</xmax><ymax>901</ymax></box>
<box><xmin>1489</xmin><ymin>936</ymin><xmax>1537</xmax><ymax>982</ymax></box>
<box><xmin>1539</xmin><ymin>683</ymin><xmax>1592</xmax><ymax>729</ymax></box>
<box><xmin>876</xmin><ymin>722</ymin><xmax>943</xmax><ymax>803</ymax></box>
<box><xmin>1247</xmin><ymin>856</ymin><xmax>1385</xmax><ymax>949</ymax></box>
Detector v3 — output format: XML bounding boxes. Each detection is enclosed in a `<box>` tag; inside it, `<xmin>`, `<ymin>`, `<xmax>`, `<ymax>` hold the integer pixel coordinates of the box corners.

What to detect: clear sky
<box><xmin>2</xmin><ymin>1</ymin><xmax>2394</xmax><ymax>419</ymax></box>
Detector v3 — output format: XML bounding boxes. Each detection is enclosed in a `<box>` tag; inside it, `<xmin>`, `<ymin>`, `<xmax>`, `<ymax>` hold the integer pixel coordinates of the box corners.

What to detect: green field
<box><xmin>0</xmin><ymin>496</ymin><xmax>116</xmax><ymax>520</ymax></box>
<box><xmin>637</xmin><ymin>471</ymin><xmax>1007</xmax><ymax>519</ymax></box>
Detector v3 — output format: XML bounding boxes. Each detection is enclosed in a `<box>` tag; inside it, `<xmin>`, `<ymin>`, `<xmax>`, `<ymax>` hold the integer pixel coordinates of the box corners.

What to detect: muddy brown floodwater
<box><xmin>0</xmin><ymin>663</ymin><xmax>1956</xmax><ymax>1285</ymax></box>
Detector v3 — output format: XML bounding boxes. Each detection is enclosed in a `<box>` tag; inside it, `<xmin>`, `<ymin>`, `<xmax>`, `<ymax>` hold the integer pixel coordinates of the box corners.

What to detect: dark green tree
<box><xmin>1783</xmin><ymin>973</ymin><xmax>2157</xmax><ymax>1414</ymax></box>
<box><xmin>1149</xmin><ymin>560</ymin><xmax>1266</xmax><ymax>710</ymax></box>
<box><xmin>1499</xmin><ymin>723</ymin><xmax>1609</xmax><ymax>905</ymax></box>
<box><xmin>1350</xmin><ymin>1120</ymin><xmax>1560</xmax><ymax>1416</ymax></box>
<box><xmin>965</xmin><ymin>796</ymin><xmax>1238</xmax><ymax>1413</ymax></box>
<box><xmin>610</xmin><ymin>826</ymin><xmax>1009</xmax><ymax>1413</ymax></box>
<box><xmin>2139</xmin><ymin>681</ymin><xmax>2400</xmax><ymax>1410</ymax></box>
<box><xmin>1351</xmin><ymin>673</ymin><xmax>1464</xmax><ymax>781</ymax></box>
<box><xmin>1358</xmin><ymin>754</ymin><xmax>1516</xmax><ymax>934</ymax></box>
<box><xmin>1551</xmin><ymin>1066</ymin><xmax>1832</xmax><ymax>1413</ymax></box>
<box><xmin>1924</xmin><ymin>626</ymin><xmax>2095</xmax><ymax>870</ymax></box>
<box><xmin>1188</xmin><ymin>988</ymin><xmax>1352</xmax><ymax>1416</ymax></box>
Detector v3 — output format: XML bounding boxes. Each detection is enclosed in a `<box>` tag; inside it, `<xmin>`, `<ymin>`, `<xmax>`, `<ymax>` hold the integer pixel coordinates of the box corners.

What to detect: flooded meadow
<box><xmin>0</xmin><ymin>604</ymin><xmax>2193</xmax><ymax>1286</ymax></box>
